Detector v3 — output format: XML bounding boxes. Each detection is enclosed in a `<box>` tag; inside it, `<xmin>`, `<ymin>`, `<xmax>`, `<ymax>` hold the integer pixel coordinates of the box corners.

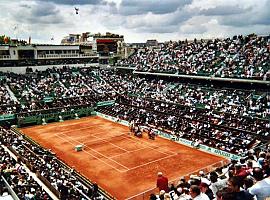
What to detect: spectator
<box><xmin>58</xmin><ymin>181</ymin><xmax>69</xmax><ymax>200</ymax></box>
<box><xmin>149</xmin><ymin>193</ymin><xmax>157</xmax><ymax>200</ymax></box>
<box><xmin>189</xmin><ymin>185</ymin><xmax>209</xmax><ymax>200</ymax></box>
<box><xmin>199</xmin><ymin>182</ymin><xmax>214</xmax><ymax>200</ymax></box>
<box><xmin>248</xmin><ymin>167</ymin><xmax>270</xmax><ymax>200</ymax></box>
<box><xmin>122</xmin><ymin>34</ymin><xmax>270</xmax><ymax>81</ymax></box>
<box><xmin>216</xmin><ymin>187</ymin><xmax>235</xmax><ymax>200</ymax></box>
<box><xmin>227</xmin><ymin>176</ymin><xmax>254</xmax><ymax>200</ymax></box>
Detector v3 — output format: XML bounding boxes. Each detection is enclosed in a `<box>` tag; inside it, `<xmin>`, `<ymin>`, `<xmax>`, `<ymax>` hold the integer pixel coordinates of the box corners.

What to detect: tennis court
<box><xmin>20</xmin><ymin>116</ymin><xmax>227</xmax><ymax>199</ymax></box>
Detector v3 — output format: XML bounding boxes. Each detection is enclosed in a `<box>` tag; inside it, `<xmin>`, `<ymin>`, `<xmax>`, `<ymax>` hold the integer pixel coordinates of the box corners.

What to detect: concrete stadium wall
<box><xmin>0</xmin><ymin>63</ymin><xmax>99</xmax><ymax>74</ymax></box>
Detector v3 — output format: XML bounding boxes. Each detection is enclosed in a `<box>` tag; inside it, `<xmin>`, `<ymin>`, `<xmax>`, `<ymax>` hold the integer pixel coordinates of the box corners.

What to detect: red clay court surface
<box><xmin>20</xmin><ymin>116</ymin><xmax>227</xmax><ymax>199</ymax></box>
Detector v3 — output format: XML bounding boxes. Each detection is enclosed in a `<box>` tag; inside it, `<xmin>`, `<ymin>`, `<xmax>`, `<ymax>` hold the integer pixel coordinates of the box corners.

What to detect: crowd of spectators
<box><xmin>2</xmin><ymin>116</ymin><xmax>269</xmax><ymax>200</ymax></box>
<box><xmin>0</xmin><ymin>67</ymin><xmax>269</xmax><ymax>154</ymax></box>
<box><xmin>0</xmin><ymin>144</ymin><xmax>52</xmax><ymax>199</ymax></box>
<box><xmin>96</xmin><ymin>70</ymin><xmax>270</xmax><ymax>119</ymax></box>
<box><xmin>96</xmin><ymin>69</ymin><xmax>269</xmax><ymax>154</ymax></box>
<box><xmin>0</xmin><ymin>67</ymin><xmax>269</xmax><ymax>118</ymax></box>
<box><xmin>120</xmin><ymin>34</ymin><xmax>270</xmax><ymax>80</ymax></box>
<box><xmin>97</xmin><ymin>100</ymin><xmax>262</xmax><ymax>154</ymax></box>
<box><xmin>0</xmin><ymin>85</ymin><xmax>18</xmax><ymax>115</ymax></box>
<box><xmin>0</xmin><ymin>67</ymin><xmax>115</xmax><ymax>115</ymax></box>
<box><xmin>150</xmin><ymin>147</ymin><xmax>270</xmax><ymax>200</ymax></box>
<box><xmin>0</xmin><ymin>127</ymin><xmax>106</xmax><ymax>199</ymax></box>
<box><xmin>0</xmin><ymin>33</ymin><xmax>269</xmax><ymax>200</ymax></box>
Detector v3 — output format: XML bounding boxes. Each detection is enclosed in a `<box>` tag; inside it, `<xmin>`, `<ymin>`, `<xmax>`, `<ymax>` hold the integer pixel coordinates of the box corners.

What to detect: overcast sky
<box><xmin>0</xmin><ymin>0</ymin><xmax>269</xmax><ymax>44</ymax></box>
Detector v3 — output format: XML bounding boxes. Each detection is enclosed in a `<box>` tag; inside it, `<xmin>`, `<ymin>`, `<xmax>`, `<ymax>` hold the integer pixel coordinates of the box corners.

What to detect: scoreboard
<box><xmin>96</xmin><ymin>39</ymin><xmax>117</xmax><ymax>54</ymax></box>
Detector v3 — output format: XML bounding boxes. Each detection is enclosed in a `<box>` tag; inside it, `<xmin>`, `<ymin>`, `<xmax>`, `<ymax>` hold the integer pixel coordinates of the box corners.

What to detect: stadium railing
<box><xmin>1</xmin><ymin>175</ymin><xmax>20</xmax><ymax>200</ymax></box>
<box><xmin>16</xmin><ymin>107</ymin><xmax>95</xmax><ymax>127</ymax></box>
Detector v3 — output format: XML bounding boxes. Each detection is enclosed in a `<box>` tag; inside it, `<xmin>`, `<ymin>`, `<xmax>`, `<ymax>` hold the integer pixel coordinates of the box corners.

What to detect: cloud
<box><xmin>180</xmin><ymin>23</ymin><xmax>208</xmax><ymax>35</ymax></box>
<box><xmin>219</xmin><ymin>1</ymin><xmax>270</xmax><ymax>26</ymax></box>
<box><xmin>0</xmin><ymin>0</ymin><xmax>269</xmax><ymax>44</ymax></box>
<box><xmin>101</xmin><ymin>8</ymin><xmax>192</xmax><ymax>33</ymax></box>
<box><xmin>12</xmin><ymin>1</ymin><xmax>65</xmax><ymax>24</ymax></box>
<box><xmin>119</xmin><ymin>0</ymin><xmax>192</xmax><ymax>15</ymax></box>
<box><xmin>20</xmin><ymin>3</ymin><xmax>32</xmax><ymax>9</ymax></box>
<box><xmin>178</xmin><ymin>16</ymin><xmax>219</xmax><ymax>36</ymax></box>
<box><xmin>45</xmin><ymin>0</ymin><xmax>103</xmax><ymax>5</ymax></box>
<box><xmin>199</xmin><ymin>5</ymin><xmax>251</xmax><ymax>16</ymax></box>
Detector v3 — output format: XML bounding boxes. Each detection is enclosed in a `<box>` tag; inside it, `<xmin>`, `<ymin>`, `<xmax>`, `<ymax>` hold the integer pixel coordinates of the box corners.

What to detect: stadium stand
<box><xmin>0</xmin><ymin>33</ymin><xmax>269</xmax><ymax>199</ymax></box>
<box><xmin>1</xmin><ymin>127</ymin><xmax>110</xmax><ymax>199</ymax></box>
<box><xmin>120</xmin><ymin>34</ymin><xmax>270</xmax><ymax>80</ymax></box>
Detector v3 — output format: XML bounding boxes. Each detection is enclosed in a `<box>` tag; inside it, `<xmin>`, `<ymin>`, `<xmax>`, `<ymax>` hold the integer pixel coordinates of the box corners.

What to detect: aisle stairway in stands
<box><xmin>1</xmin><ymin>145</ymin><xmax>58</xmax><ymax>200</ymax></box>
<box><xmin>5</xmin><ymin>85</ymin><xmax>18</xmax><ymax>103</ymax></box>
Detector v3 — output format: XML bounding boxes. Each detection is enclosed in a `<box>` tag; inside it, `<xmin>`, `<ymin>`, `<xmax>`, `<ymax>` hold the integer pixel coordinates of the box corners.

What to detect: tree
<box><xmin>0</xmin><ymin>35</ymin><xmax>11</xmax><ymax>44</ymax></box>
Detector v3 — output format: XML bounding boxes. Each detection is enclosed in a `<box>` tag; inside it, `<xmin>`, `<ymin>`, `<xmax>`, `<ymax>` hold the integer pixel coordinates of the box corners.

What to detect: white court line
<box><xmin>119</xmin><ymin>133</ymin><xmax>174</xmax><ymax>156</ymax></box>
<box><xmin>90</xmin><ymin>134</ymin><xmax>129</xmax><ymax>152</ymax></box>
<box><xmin>122</xmin><ymin>153</ymin><xmax>177</xmax><ymax>172</ymax></box>
<box><xmin>170</xmin><ymin>159</ymin><xmax>227</xmax><ymax>183</ymax></box>
<box><xmin>53</xmin><ymin>120</ymin><xmax>161</xmax><ymax>156</ymax></box>
<box><xmin>90</xmin><ymin>132</ymin><xmax>180</xmax><ymax>170</ymax></box>
<box><xmin>91</xmin><ymin>132</ymin><xmax>127</xmax><ymax>140</ymax></box>
<box><xmin>83</xmin><ymin>139</ymin><xmax>109</xmax><ymax>147</ymax></box>
<box><xmin>35</xmin><ymin>121</ymin><xmax>102</xmax><ymax>133</ymax></box>
<box><xmin>66</xmin><ymin>132</ymin><xmax>159</xmax><ymax>159</ymax></box>
<box><xmin>57</xmin><ymin>133</ymin><xmax>130</xmax><ymax>170</ymax></box>
<box><xmin>127</xmin><ymin>154</ymin><xmax>176</xmax><ymax>171</ymax></box>
<box><xmin>55</xmin><ymin>131</ymin><xmax>136</xmax><ymax>157</ymax></box>
<box><xmin>91</xmin><ymin>132</ymin><xmax>173</xmax><ymax>157</ymax></box>
<box><xmin>56</xmin><ymin>130</ymin><xmax>179</xmax><ymax>173</ymax></box>
<box><xmin>92</xmin><ymin>132</ymin><xmax>179</xmax><ymax>171</ymax></box>
<box><xmin>125</xmin><ymin>160</ymin><xmax>225</xmax><ymax>200</ymax></box>
<box><xmin>64</xmin><ymin>134</ymin><xmax>124</xmax><ymax>149</ymax></box>
<box><xmin>109</xmin><ymin>146</ymin><xmax>150</xmax><ymax>158</ymax></box>
<box><xmin>54</xmin><ymin>134</ymin><xmax>126</xmax><ymax>173</ymax></box>
<box><xmin>50</xmin><ymin>124</ymin><xmax>101</xmax><ymax>136</ymax></box>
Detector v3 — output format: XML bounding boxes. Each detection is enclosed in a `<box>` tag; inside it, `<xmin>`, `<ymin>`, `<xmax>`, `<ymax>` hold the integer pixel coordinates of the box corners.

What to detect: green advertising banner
<box><xmin>0</xmin><ymin>76</ymin><xmax>7</xmax><ymax>80</ymax></box>
<box><xmin>96</xmin><ymin>112</ymin><xmax>241</xmax><ymax>160</ymax></box>
<box><xmin>96</xmin><ymin>100</ymin><xmax>115</xmax><ymax>107</ymax></box>
<box><xmin>0</xmin><ymin>114</ymin><xmax>15</xmax><ymax>121</ymax></box>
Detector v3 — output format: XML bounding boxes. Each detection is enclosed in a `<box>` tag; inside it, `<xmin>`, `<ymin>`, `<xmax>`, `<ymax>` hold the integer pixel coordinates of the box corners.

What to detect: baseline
<box><xmin>57</xmin><ymin>132</ymin><xmax>178</xmax><ymax>173</ymax></box>
<box><xmin>54</xmin><ymin>134</ymin><xmax>126</xmax><ymax>173</ymax></box>
<box><xmin>126</xmin><ymin>153</ymin><xmax>176</xmax><ymax>172</ymax></box>
<box><xmin>109</xmin><ymin>146</ymin><xmax>153</xmax><ymax>158</ymax></box>
<box><xmin>57</xmin><ymin>133</ymin><xmax>130</xmax><ymax>171</ymax></box>
<box><xmin>119</xmin><ymin>133</ymin><xmax>176</xmax><ymax>156</ymax></box>
<box><xmin>52</xmin><ymin>125</ymin><xmax>102</xmax><ymax>136</ymax></box>
<box><xmin>91</xmin><ymin>134</ymin><xmax>128</xmax><ymax>152</ymax></box>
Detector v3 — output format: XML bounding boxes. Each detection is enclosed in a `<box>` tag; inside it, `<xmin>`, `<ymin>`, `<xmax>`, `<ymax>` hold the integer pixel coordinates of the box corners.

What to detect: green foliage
<box><xmin>0</xmin><ymin>35</ymin><xmax>11</xmax><ymax>44</ymax></box>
